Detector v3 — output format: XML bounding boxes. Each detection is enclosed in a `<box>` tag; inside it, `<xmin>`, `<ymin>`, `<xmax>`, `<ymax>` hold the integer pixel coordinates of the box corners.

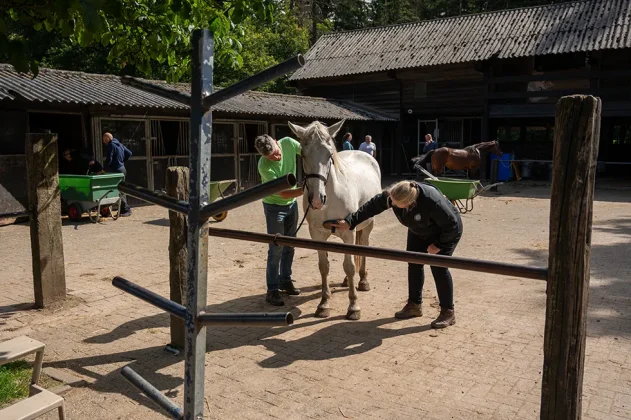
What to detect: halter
<box><xmin>301</xmin><ymin>154</ymin><xmax>334</xmax><ymax>207</ymax></box>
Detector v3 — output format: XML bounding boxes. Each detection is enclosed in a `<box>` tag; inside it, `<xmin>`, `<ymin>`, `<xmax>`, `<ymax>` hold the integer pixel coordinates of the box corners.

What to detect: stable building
<box><xmin>0</xmin><ymin>65</ymin><xmax>393</xmax><ymax>215</ymax></box>
<box><xmin>290</xmin><ymin>0</ymin><xmax>631</xmax><ymax>178</ymax></box>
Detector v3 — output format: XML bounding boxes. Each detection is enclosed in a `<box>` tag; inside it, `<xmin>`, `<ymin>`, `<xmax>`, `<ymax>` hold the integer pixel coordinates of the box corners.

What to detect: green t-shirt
<box><xmin>258</xmin><ymin>137</ymin><xmax>302</xmax><ymax>206</ymax></box>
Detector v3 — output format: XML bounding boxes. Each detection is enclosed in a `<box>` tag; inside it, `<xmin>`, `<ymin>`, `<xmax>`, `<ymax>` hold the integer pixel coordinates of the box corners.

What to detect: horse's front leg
<box><xmin>312</xmin><ymin>228</ymin><xmax>332</xmax><ymax>318</ymax></box>
<box><xmin>357</xmin><ymin>221</ymin><xmax>374</xmax><ymax>292</ymax></box>
<box><xmin>340</xmin><ymin>230</ymin><xmax>360</xmax><ymax>320</ymax></box>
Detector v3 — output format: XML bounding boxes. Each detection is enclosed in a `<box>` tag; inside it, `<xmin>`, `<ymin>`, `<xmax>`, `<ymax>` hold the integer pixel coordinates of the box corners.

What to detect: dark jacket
<box><xmin>345</xmin><ymin>181</ymin><xmax>462</xmax><ymax>249</ymax></box>
<box><xmin>106</xmin><ymin>138</ymin><xmax>132</xmax><ymax>171</ymax></box>
<box><xmin>423</xmin><ymin>141</ymin><xmax>438</xmax><ymax>154</ymax></box>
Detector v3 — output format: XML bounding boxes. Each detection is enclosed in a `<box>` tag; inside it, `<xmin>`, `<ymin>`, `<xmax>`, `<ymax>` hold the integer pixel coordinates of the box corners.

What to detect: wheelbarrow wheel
<box><xmin>212</xmin><ymin>211</ymin><xmax>228</xmax><ymax>222</ymax></box>
<box><xmin>68</xmin><ymin>203</ymin><xmax>83</xmax><ymax>222</ymax></box>
<box><xmin>100</xmin><ymin>206</ymin><xmax>111</xmax><ymax>217</ymax></box>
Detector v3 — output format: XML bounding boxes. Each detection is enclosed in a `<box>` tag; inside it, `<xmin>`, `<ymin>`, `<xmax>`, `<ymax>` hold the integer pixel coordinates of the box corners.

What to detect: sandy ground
<box><xmin>0</xmin><ymin>182</ymin><xmax>630</xmax><ymax>419</ymax></box>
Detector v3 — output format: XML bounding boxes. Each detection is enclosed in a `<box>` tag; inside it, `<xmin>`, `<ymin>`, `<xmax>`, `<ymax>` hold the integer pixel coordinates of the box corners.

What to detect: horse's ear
<box><xmin>288</xmin><ymin>121</ymin><xmax>306</xmax><ymax>140</ymax></box>
<box><xmin>327</xmin><ymin>119</ymin><xmax>345</xmax><ymax>139</ymax></box>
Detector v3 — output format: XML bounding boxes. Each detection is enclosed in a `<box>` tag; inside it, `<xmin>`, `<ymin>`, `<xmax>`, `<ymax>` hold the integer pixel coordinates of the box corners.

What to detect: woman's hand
<box><xmin>331</xmin><ymin>220</ymin><xmax>350</xmax><ymax>231</ymax></box>
<box><xmin>427</xmin><ymin>244</ymin><xmax>441</xmax><ymax>254</ymax></box>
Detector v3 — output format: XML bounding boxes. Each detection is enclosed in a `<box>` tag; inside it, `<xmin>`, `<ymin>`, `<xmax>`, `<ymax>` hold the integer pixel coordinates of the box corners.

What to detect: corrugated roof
<box><xmin>291</xmin><ymin>0</ymin><xmax>631</xmax><ymax>81</ymax></box>
<box><xmin>0</xmin><ymin>64</ymin><xmax>394</xmax><ymax>121</ymax></box>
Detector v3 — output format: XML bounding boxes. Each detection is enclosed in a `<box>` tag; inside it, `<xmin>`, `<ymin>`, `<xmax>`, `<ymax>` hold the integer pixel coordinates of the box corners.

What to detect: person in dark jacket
<box><xmin>102</xmin><ymin>132</ymin><xmax>132</xmax><ymax>216</ymax></box>
<box><xmin>332</xmin><ymin>180</ymin><xmax>463</xmax><ymax>329</ymax></box>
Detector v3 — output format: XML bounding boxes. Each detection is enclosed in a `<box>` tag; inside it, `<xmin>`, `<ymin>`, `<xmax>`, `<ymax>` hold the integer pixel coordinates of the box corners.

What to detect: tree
<box><xmin>0</xmin><ymin>0</ymin><xmax>275</xmax><ymax>81</ymax></box>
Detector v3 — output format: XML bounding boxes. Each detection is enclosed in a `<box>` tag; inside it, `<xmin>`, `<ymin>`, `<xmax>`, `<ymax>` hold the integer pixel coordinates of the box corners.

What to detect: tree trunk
<box><xmin>166</xmin><ymin>166</ymin><xmax>189</xmax><ymax>349</ymax></box>
<box><xmin>541</xmin><ymin>95</ymin><xmax>601</xmax><ymax>419</ymax></box>
<box><xmin>25</xmin><ymin>133</ymin><xmax>66</xmax><ymax>308</ymax></box>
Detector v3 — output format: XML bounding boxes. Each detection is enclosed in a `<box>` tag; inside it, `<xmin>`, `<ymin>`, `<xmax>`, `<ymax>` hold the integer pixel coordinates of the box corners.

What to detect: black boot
<box><xmin>280</xmin><ymin>280</ymin><xmax>300</xmax><ymax>296</ymax></box>
<box><xmin>266</xmin><ymin>291</ymin><xmax>284</xmax><ymax>306</ymax></box>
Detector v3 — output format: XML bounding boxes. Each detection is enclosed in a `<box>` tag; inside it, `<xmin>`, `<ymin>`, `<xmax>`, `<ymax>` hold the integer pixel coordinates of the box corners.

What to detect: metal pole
<box><xmin>184</xmin><ymin>29</ymin><xmax>213</xmax><ymax>420</ymax></box>
<box><xmin>203</xmin><ymin>55</ymin><xmax>305</xmax><ymax>108</ymax></box>
<box><xmin>208</xmin><ymin>228</ymin><xmax>549</xmax><ymax>281</ymax></box>
<box><xmin>197</xmin><ymin>312</ymin><xmax>294</xmax><ymax>327</ymax></box>
<box><xmin>118</xmin><ymin>182</ymin><xmax>189</xmax><ymax>215</ymax></box>
<box><xmin>200</xmin><ymin>174</ymin><xmax>296</xmax><ymax>218</ymax></box>
<box><xmin>121</xmin><ymin>366</ymin><xmax>184</xmax><ymax>420</ymax></box>
<box><xmin>0</xmin><ymin>210</ymin><xmax>31</xmax><ymax>218</ymax></box>
<box><xmin>112</xmin><ymin>277</ymin><xmax>187</xmax><ymax>320</ymax></box>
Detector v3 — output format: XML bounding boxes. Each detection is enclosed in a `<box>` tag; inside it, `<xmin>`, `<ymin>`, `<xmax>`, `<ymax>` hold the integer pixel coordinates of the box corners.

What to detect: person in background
<box><xmin>102</xmin><ymin>132</ymin><xmax>133</xmax><ymax>217</ymax></box>
<box><xmin>423</xmin><ymin>134</ymin><xmax>438</xmax><ymax>153</ymax></box>
<box><xmin>342</xmin><ymin>133</ymin><xmax>354</xmax><ymax>151</ymax></box>
<box><xmin>359</xmin><ymin>135</ymin><xmax>376</xmax><ymax>158</ymax></box>
<box><xmin>332</xmin><ymin>180</ymin><xmax>463</xmax><ymax>329</ymax></box>
<box><xmin>256</xmin><ymin>134</ymin><xmax>303</xmax><ymax>306</ymax></box>
<box><xmin>60</xmin><ymin>148</ymin><xmax>80</xmax><ymax>174</ymax></box>
<box><xmin>79</xmin><ymin>149</ymin><xmax>104</xmax><ymax>174</ymax></box>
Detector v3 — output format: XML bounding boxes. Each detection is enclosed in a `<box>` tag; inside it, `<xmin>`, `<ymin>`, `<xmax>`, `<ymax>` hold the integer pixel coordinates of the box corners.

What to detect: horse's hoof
<box><xmin>315</xmin><ymin>307</ymin><xmax>331</xmax><ymax>318</ymax></box>
<box><xmin>341</xmin><ymin>276</ymin><xmax>349</xmax><ymax>287</ymax></box>
<box><xmin>345</xmin><ymin>310</ymin><xmax>361</xmax><ymax>321</ymax></box>
<box><xmin>357</xmin><ymin>280</ymin><xmax>371</xmax><ymax>292</ymax></box>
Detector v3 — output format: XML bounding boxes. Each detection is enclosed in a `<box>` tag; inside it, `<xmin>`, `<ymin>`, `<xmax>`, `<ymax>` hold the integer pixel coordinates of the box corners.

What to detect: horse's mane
<box><xmin>303</xmin><ymin>121</ymin><xmax>347</xmax><ymax>175</ymax></box>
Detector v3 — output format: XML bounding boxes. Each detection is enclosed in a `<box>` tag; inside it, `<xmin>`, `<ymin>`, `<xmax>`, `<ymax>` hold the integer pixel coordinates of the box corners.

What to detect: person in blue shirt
<box><xmin>423</xmin><ymin>134</ymin><xmax>438</xmax><ymax>154</ymax></box>
<box><xmin>342</xmin><ymin>133</ymin><xmax>354</xmax><ymax>151</ymax></box>
<box><xmin>102</xmin><ymin>132</ymin><xmax>133</xmax><ymax>217</ymax></box>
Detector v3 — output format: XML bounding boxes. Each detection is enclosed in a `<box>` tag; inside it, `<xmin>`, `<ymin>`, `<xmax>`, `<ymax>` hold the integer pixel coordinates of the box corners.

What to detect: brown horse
<box><xmin>412</xmin><ymin>140</ymin><xmax>503</xmax><ymax>176</ymax></box>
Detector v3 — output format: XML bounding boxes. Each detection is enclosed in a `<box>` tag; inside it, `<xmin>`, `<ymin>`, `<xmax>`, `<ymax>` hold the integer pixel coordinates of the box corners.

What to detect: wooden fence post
<box><xmin>166</xmin><ymin>167</ymin><xmax>190</xmax><ymax>349</ymax></box>
<box><xmin>25</xmin><ymin>133</ymin><xmax>66</xmax><ymax>308</ymax></box>
<box><xmin>541</xmin><ymin>95</ymin><xmax>601</xmax><ymax>419</ymax></box>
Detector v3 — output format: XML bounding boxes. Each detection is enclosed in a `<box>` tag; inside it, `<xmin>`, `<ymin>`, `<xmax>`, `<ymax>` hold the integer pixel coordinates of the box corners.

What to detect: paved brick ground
<box><xmin>1</xmin><ymin>183</ymin><xmax>630</xmax><ymax>419</ymax></box>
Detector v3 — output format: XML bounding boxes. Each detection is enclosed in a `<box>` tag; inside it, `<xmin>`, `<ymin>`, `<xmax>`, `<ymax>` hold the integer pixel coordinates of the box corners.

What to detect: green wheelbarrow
<box><xmin>208</xmin><ymin>179</ymin><xmax>237</xmax><ymax>222</ymax></box>
<box><xmin>425</xmin><ymin>177</ymin><xmax>503</xmax><ymax>214</ymax></box>
<box><xmin>59</xmin><ymin>173</ymin><xmax>125</xmax><ymax>222</ymax></box>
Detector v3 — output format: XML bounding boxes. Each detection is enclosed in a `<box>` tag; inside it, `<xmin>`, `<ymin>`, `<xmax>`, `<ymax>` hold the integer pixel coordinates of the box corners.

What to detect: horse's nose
<box><xmin>309</xmin><ymin>192</ymin><xmax>324</xmax><ymax>209</ymax></box>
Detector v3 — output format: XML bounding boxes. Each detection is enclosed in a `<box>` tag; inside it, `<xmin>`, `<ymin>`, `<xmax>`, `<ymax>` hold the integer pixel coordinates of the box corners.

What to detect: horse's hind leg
<box><xmin>312</xmin><ymin>228</ymin><xmax>332</xmax><ymax>318</ymax></box>
<box><xmin>340</xmin><ymin>230</ymin><xmax>361</xmax><ymax>320</ymax></box>
<box><xmin>357</xmin><ymin>222</ymin><xmax>374</xmax><ymax>292</ymax></box>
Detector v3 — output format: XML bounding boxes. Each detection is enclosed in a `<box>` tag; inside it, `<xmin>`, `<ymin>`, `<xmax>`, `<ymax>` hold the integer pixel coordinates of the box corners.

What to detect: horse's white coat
<box><xmin>288</xmin><ymin>120</ymin><xmax>382</xmax><ymax>320</ymax></box>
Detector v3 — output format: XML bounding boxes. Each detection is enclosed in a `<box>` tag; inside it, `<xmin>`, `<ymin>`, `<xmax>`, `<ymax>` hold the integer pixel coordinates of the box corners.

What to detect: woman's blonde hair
<box><xmin>387</xmin><ymin>181</ymin><xmax>419</xmax><ymax>207</ymax></box>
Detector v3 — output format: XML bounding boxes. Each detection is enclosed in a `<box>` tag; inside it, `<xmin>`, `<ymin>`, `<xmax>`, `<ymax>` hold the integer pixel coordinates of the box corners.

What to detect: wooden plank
<box><xmin>166</xmin><ymin>166</ymin><xmax>189</xmax><ymax>349</ymax></box>
<box><xmin>486</xmin><ymin>87</ymin><xmax>630</xmax><ymax>100</ymax></box>
<box><xmin>541</xmin><ymin>95</ymin><xmax>601</xmax><ymax>419</ymax></box>
<box><xmin>0</xmin><ymin>386</ymin><xmax>64</xmax><ymax>420</ymax></box>
<box><xmin>25</xmin><ymin>133</ymin><xmax>66</xmax><ymax>308</ymax></box>
<box><xmin>489</xmin><ymin>69</ymin><xmax>631</xmax><ymax>84</ymax></box>
<box><xmin>0</xmin><ymin>336</ymin><xmax>45</xmax><ymax>365</ymax></box>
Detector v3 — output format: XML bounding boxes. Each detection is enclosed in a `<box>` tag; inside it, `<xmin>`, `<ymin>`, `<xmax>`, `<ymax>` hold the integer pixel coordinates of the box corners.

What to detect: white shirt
<box><xmin>359</xmin><ymin>141</ymin><xmax>376</xmax><ymax>156</ymax></box>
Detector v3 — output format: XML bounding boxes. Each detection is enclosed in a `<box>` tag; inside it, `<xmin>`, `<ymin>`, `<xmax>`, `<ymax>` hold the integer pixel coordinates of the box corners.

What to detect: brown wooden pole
<box><xmin>166</xmin><ymin>166</ymin><xmax>189</xmax><ymax>349</ymax></box>
<box><xmin>25</xmin><ymin>133</ymin><xmax>66</xmax><ymax>308</ymax></box>
<box><xmin>541</xmin><ymin>95</ymin><xmax>601</xmax><ymax>419</ymax></box>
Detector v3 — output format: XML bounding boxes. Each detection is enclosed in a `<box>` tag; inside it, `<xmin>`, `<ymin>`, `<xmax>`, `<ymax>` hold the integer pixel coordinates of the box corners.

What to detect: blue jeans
<box><xmin>263</xmin><ymin>202</ymin><xmax>298</xmax><ymax>291</ymax></box>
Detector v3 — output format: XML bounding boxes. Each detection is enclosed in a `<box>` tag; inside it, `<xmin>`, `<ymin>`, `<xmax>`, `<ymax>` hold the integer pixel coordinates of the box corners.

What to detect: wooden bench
<box><xmin>0</xmin><ymin>336</ymin><xmax>65</xmax><ymax>420</ymax></box>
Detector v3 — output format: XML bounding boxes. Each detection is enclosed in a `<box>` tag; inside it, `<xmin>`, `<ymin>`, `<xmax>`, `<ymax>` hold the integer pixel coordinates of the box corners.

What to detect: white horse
<box><xmin>288</xmin><ymin>120</ymin><xmax>382</xmax><ymax>320</ymax></box>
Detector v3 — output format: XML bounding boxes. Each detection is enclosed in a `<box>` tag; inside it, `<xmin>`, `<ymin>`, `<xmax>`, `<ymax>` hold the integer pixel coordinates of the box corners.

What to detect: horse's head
<box><xmin>288</xmin><ymin>119</ymin><xmax>345</xmax><ymax>210</ymax></box>
<box><xmin>491</xmin><ymin>140</ymin><xmax>503</xmax><ymax>157</ymax></box>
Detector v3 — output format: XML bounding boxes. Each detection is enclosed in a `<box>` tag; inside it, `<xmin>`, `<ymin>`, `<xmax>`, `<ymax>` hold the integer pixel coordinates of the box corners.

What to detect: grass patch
<box><xmin>0</xmin><ymin>360</ymin><xmax>62</xmax><ymax>407</ymax></box>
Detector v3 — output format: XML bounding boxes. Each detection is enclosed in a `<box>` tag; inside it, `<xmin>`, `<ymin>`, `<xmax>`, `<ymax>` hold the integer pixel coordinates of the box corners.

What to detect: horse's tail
<box><xmin>354</xmin><ymin>229</ymin><xmax>362</xmax><ymax>269</ymax></box>
<box><xmin>412</xmin><ymin>150</ymin><xmax>435</xmax><ymax>170</ymax></box>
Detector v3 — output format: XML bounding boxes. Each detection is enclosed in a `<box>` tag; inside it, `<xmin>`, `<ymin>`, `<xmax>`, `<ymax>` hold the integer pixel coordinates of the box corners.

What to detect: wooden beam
<box><xmin>25</xmin><ymin>133</ymin><xmax>66</xmax><ymax>308</ymax></box>
<box><xmin>489</xmin><ymin>69</ymin><xmax>631</xmax><ymax>84</ymax></box>
<box><xmin>541</xmin><ymin>95</ymin><xmax>601</xmax><ymax>419</ymax></box>
<box><xmin>166</xmin><ymin>166</ymin><xmax>190</xmax><ymax>349</ymax></box>
<box><xmin>486</xmin><ymin>87</ymin><xmax>630</xmax><ymax>100</ymax></box>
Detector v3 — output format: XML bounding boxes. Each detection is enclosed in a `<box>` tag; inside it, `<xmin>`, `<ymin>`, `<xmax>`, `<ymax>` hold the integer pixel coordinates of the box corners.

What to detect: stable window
<box><xmin>497</xmin><ymin>126</ymin><xmax>520</xmax><ymax>142</ymax></box>
<box><xmin>612</xmin><ymin>125</ymin><xmax>631</xmax><ymax>145</ymax></box>
<box><xmin>525</xmin><ymin>126</ymin><xmax>549</xmax><ymax>142</ymax></box>
<box><xmin>101</xmin><ymin>119</ymin><xmax>147</xmax><ymax>156</ymax></box>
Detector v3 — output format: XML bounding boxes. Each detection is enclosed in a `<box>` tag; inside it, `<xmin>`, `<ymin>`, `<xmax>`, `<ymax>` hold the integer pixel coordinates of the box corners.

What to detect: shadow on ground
<box><xmin>47</xmin><ymin>283</ymin><xmax>432</xmax><ymax>415</ymax></box>
<box><xmin>512</xmin><ymin>217</ymin><xmax>631</xmax><ymax>338</ymax></box>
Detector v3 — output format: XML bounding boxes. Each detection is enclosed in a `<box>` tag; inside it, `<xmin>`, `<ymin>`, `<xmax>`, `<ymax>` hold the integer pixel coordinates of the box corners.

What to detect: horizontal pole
<box><xmin>200</xmin><ymin>174</ymin><xmax>297</xmax><ymax>218</ymax></box>
<box><xmin>203</xmin><ymin>55</ymin><xmax>305</xmax><ymax>108</ymax></box>
<box><xmin>118</xmin><ymin>182</ymin><xmax>189</xmax><ymax>215</ymax></box>
<box><xmin>121</xmin><ymin>366</ymin><xmax>183</xmax><ymax>420</ymax></box>
<box><xmin>120</xmin><ymin>76</ymin><xmax>191</xmax><ymax>107</ymax></box>
<box><xmin>0</xmin><ymin>210</ymin><xmax>31</xmax><ymax>218</ymax></box>
<box><xmin>207</xmin><ymin>228</ymin><xmax>548</xmax><ymax>281</ymax></box>
<box><xmin>197</xmin><ymin>312</ymin><xmax>294</xmax><ymax>327</ymax></box>
<box><xmin>112</xmin><ymin>276</ymin><xmax>187</xmax><ymax>320</ymax></box>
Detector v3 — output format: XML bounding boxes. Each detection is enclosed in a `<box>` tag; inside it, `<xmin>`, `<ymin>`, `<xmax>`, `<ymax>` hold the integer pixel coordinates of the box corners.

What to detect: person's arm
<box><xmin>278</xmin><ymin>189</ymin><xmax>304</xmax><ymax>199</ymax></box>
<box><xmin>333</xmin><ymin>191</ymin><xmax>390</xmax><ymax>230</ymax></box>
<box><xmin>425</xmin><ymin>196</ymin><xmax>460</xmax><ymax>249</ymax></box>
<box><xmin>106</xmin><ymin>143</ymin><xmax>114</xmax><ymax>169</ymax></box>
<box><xmin>259</xmin><ymin>162</ymin><xmax>301</xmax><ymax>199</ymax></box>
